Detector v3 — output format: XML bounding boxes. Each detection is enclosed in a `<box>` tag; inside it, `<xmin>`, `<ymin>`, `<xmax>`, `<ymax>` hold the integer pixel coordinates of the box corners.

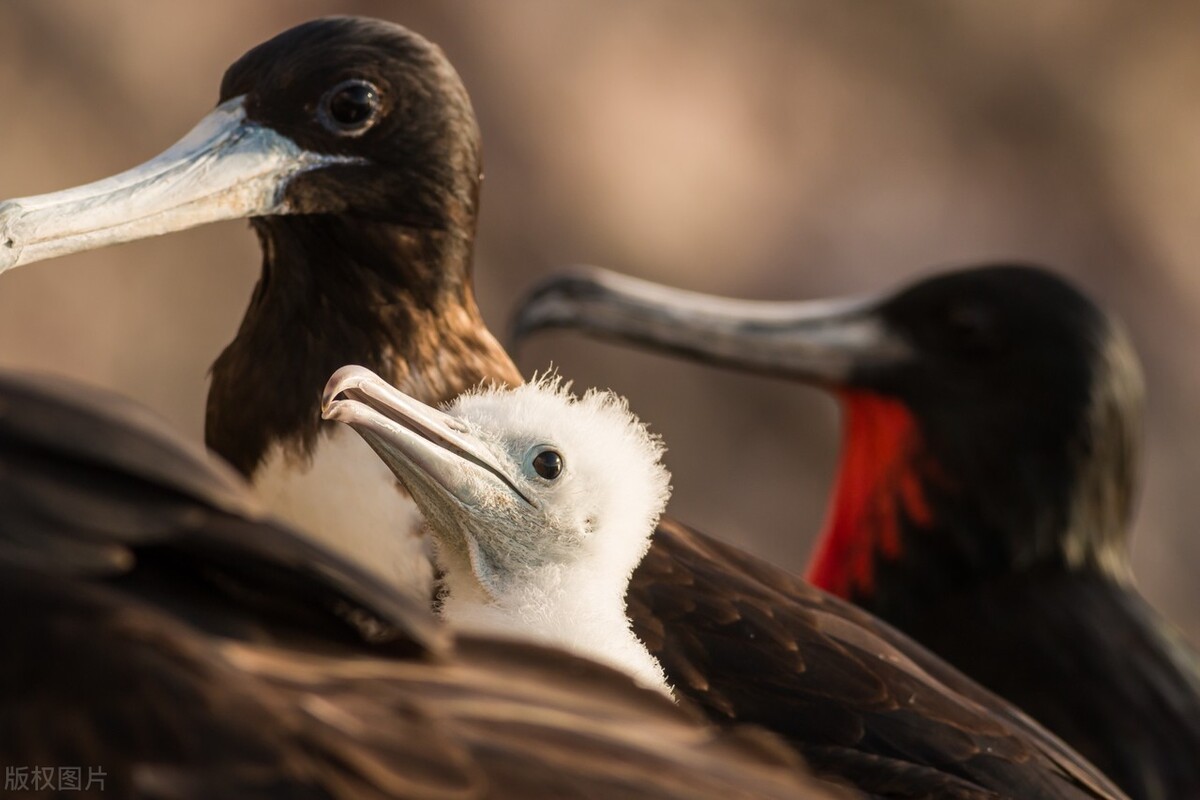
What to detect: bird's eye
<box><xmin>530</xmin><ymin>448</ymin><xmax>564</xmax><ymax>480</ymax></box>
<box><xmin>319</xmin><ymin>79</ymin><xmax>381</xmax><ymax>135</ymax></box>
<box><xmin>939</xmin><ymin>303</ymin><xmax>1000</xmax><ymax>355</ymax></box>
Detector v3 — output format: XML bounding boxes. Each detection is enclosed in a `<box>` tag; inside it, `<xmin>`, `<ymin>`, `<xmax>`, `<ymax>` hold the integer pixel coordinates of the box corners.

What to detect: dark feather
<box><xmin>631</xmin><ymin>520</ymin><xmax>1126</xmax><ymax>799</ymax></box>
<box><xmin>0</xmin><ymin>20</ymin><xmax>1130</xmax><ymax>800</ymax></box>
<box><xmin>0</xmin><ymin>370</ymin><xmax>845</xmax><ymax>800</ymax></box>
<box><xmin>899</xmin><ymin>571</ymin><xmax>1200</xmax><ymax>800</ymax></box>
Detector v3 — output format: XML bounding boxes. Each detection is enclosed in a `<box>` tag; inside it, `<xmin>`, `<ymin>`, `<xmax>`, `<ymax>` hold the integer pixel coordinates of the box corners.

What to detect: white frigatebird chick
<box><xmin>0</xmin><ymin>18</ymin><xmax>1128</xmax><ymax>799</ymax></box>
<box><xmin>0</xmin><ymin>368</ymin><xmax>847</xmax><ymax>800</ymax></box>
<box><xmin>513</xmin><ymin>263</ymin><xmax>1200</xmax><ymax>800</ymax></box>
<box><xmin>322</xmin><ymin>365</ymin><xmax>672</xmax><ymax>695</ymax></box>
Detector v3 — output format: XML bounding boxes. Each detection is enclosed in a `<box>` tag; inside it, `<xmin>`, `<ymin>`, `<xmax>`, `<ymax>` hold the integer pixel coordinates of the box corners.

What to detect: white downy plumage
<box><xmin>324</xmin><ymin>368</ymin><xmax>673</xmax><ymax>695</ymax></box>
<box><xmin>251</xmin><ymin>427</ymin><xmax>433</xmax><ymax>600</ymax></box>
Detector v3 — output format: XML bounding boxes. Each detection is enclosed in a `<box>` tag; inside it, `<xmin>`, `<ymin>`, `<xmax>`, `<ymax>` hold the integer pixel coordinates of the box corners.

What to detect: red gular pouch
<box><xmin>806</xmin><ymin>391</ymin><xmax>937</xmax><ymax>599</ymax></box>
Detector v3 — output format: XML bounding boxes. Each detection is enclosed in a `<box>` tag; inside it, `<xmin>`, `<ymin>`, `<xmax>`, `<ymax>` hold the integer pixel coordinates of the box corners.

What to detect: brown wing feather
<box><xmin>631</xmin><ymin>519</ymin><xmax>1125</xmax><ymax>800</ymax></box>
<box><xmin>1</xmin><ymin>371</ymin><xmax>846</xmax><ymax>799</ymax></box>
<box><xmin>1</xmin><ymin>567</ymin><xmax>852</xmax><ymax>800</ymax></box>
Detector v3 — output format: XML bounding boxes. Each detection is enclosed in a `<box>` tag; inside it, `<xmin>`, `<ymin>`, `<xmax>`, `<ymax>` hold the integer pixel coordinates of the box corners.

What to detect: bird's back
<box><xmin>895</xmin><ymin>568</ymin><xmax>1200</xmax><ymax>800</ymax></box>
<box><xmin>0</xmin><ymin>370</ymin><xmax>844</xmax><ymax>800</ymax></box>
<box><xmin>630</xmin><ymin>519</ymin><xmax>1128</xmax><ymax>800</ymax></box>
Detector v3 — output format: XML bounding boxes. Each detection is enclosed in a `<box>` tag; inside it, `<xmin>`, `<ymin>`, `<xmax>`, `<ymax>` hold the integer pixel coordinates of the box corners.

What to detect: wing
<box><xmin>0</xmin><ymin>564</ymin><xmax>479</xmax><ymax>800</ymax></box>
<box><xmin>2</xmin><ymin>572</ymin><xmax>849</xmax><ymax>800</ymax></box>
<box><xmin>630</xmin><ymin>519</ymin><xmax>1127</xmax><ymax>800</ymax></box>
<box><xmin>0</xmin><ymin>370</ymin><xmax>847</xmax><ymax>799</ymax></box>
<box><xmin>0</xmin><ymin>369</ymin><xmax>443</xmax><ymax>654</ymax></box>
<box><xmin>899</xmin><ymin>571</ymin><xmax>1200</xmax><ymax>800</ymax></box>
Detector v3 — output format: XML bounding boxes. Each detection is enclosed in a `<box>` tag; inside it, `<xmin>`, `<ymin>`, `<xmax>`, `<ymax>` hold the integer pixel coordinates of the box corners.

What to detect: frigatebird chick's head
<box><xmin>513</xmin><ymin>265</ymin><xmax>1143</xmax><ymax>614</ymax></box>
<box><xmin>322</xmin><ymin>365</ymin><xmax>673</xmax><ymax>693</ymax></box>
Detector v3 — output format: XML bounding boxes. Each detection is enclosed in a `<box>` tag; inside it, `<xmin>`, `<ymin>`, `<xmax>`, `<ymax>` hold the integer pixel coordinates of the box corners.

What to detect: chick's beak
<box><xmin>321</xmin><ymin>365</ymin><xmax>534</xmax><ymax>510</ymax></box>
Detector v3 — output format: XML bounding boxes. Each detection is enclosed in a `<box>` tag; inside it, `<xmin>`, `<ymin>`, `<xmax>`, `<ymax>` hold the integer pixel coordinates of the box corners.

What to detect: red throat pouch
<box><xmin>806</xmin><ymin>392</ymin><xmax>934</xmax><ymax>598</ymax></box>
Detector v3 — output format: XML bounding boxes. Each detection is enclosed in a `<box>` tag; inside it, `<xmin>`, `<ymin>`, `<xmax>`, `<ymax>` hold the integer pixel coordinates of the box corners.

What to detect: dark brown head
<box><xmin>205</xmin><ymin>18</ymin><xmax>510</xmax><ymax>475</ymax></box>
<box><xmin>0</xmin><ymin>17</ymin><xmax>516</xmax><ymax>478</ymax></box>
<box><xmin>220</xmin><ymin>16</ymin><xmax>481</xmax><ymax>234</ymax></box>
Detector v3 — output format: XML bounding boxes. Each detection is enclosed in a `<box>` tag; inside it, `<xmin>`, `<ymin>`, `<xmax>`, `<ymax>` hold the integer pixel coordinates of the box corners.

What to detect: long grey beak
<box><xmin>512</xmin><ymin>266</ymin><xmax>911</xmax><ymax>385</ymax></box>
<box><xmin>0</xmin><ymin>96</ymin><xmax>358</xmax><ymax>274</ymax></box>
<box><xmin>321</xmin><ymin>366</ymin><xmax>534</xmax><ymax>509</ymax></box>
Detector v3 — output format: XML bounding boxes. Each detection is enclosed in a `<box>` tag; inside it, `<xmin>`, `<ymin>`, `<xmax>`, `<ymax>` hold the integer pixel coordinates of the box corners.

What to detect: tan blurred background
<box><xmin>1</xmin><ymin>1</ymin><xmax>1198</xmax><ymax>638</ymax></box>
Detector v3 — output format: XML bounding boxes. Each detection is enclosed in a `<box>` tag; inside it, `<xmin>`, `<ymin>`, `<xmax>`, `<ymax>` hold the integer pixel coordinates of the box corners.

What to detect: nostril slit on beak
<box><xmin>3</xmin><ymin>239</ymin><xmax>13</xmax><ymax>249</ymax></box>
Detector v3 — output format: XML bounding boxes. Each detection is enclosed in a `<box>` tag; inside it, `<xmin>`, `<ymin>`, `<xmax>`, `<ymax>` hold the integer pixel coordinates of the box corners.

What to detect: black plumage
<box><xmin>633</xmin><ymin>520</ymin><xmax>1123</xmax><ymax>799</ymax></box>
<box><xmin>512</xmin><ymin>264</ymin><xmax>1200</xmax><ymax>800</ymax></box>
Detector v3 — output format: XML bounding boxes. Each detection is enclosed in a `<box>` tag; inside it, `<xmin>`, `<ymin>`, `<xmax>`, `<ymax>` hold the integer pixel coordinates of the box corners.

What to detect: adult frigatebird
<box><xmin>0</xmin><ymin>18</ymin><xmax>1126</xmax><ymax>798</ymax></box>
<box><xmin>0</xmin><ymin>368</ymin><xmax>843</xmax><ymax>799</ymax></box>
<box><xmin>2</xmin><ymin>15</ymin><xmax>520</xmax><ymax>600</ymax></box>
<box><xmin>513</xmin><ymin>263</ymin><xmax>1200</xmax><ymax>800</ymax></box>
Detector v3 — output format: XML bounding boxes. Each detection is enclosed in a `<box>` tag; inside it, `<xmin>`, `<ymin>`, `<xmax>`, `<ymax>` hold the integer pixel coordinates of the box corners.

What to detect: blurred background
<box><xmin>1</xmin><ymin>1</ymin><xmax>1198</xmax><ymax>638</ymax></box>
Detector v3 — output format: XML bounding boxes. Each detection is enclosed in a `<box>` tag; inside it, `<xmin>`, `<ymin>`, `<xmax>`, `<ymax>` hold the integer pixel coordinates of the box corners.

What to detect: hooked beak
<box><xmin>0</xmin><ymin>96</ymin><xmax>359</xmax><ymax>274</ymax></box>
<box><xmin>512</xmin><ymin>266</ymin><xmax>912</xmax><ymax>386</ymax></box>
<box><xmin>321</xmin><ymin>366</ymin><xmax>535</xmax><ymax>511</ymax></box>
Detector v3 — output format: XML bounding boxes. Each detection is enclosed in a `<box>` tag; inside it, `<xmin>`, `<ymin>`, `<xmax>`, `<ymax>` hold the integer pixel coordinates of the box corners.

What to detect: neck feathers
<box><xmin>1061</xmin><ymin>319</ymin><xmax>1141</xmax><ymax>582</ymax></box>
<box><xmin>811</xmin><ymin>326</ymin><xmax>1137</xmax><ymax>614</ymax></box>
<box><xmin>440</xmin><ymin>562</ymin><xmax>672</xmax><ymax>696</ymax></box>
<box><xmin>204</xmin><ymin>216</ymin><xmax>518</xmax><ymax>602</ymax></box>
<box><xmin>206</xmin><ymin>216</ymin><xmax>520</xmax><ymax>478</ymax></box>
<box><xmin>810</xmin><ymin>323</ymin><xmax>1143</xmax><ymax>610</ymax></box>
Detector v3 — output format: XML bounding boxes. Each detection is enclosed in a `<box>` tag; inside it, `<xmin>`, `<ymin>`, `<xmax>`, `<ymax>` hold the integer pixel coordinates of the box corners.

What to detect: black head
<box><xmin>511</xmin><ymin>263</ymin><xmax>1143</xmax><ymax>599</ymax></box>
<box><xmin>862</xmin><ymin>266</ymin><xmax>1118</xmax><ymax>476</ymax></box>
<box><xmin>220</xmin><ymin>16</ymin><xmax>481</xmax><ymax>230</ymax></box>
<box><xmin>844</xmin><ymin>265</ymin><xmax>1142</xmax><ymax>592</ymax></box>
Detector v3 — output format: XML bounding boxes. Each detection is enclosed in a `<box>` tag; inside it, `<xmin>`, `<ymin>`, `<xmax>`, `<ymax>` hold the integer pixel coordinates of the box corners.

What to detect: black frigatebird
<box><xmin>0</xmin><ymin>18</ymin><xmax>1127</xmax><ymax>799</ymax></box>
<box><xmin>513</xmin><ymin>263</ymin><xmax>1200</xmax><ymax>800</ymax></box>
<box><xmin>0</xmin><ymin>368</ymin><xmax>846</xmax><ymax>799</ymax></box>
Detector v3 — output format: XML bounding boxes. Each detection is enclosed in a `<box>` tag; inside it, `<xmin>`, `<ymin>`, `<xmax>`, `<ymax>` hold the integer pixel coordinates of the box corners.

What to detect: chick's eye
<box><xmin>320</xmin><ymin>79</ymin><xmax>381</xmax><ymax>134</ymax></box>
<box><xmin>531</xmin><ymin>449</ymin><xmax>564</xmax><ymax>480</ymax></box>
